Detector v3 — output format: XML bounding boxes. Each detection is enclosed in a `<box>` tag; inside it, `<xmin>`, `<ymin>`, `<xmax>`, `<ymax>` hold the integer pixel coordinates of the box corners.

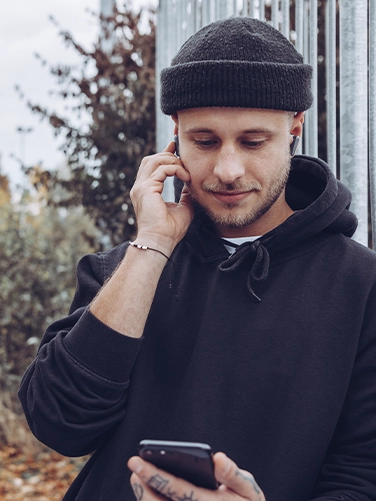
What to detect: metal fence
<box><xmin>156</xmin><ymin>0</ymin><xmax>376</xmax><ymax>248</ymax></box>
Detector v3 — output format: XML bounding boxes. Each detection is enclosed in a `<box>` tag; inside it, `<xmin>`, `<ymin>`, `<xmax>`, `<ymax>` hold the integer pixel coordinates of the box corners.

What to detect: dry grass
<box><xmin>0</xmin><ymin>392</ymin><xmax>87</xmax><ymax>500</ymax></box>
<box><xmin>0</xmin><ymin>391</ymin><xmax>42</xmax><ymax>453</ymax></box>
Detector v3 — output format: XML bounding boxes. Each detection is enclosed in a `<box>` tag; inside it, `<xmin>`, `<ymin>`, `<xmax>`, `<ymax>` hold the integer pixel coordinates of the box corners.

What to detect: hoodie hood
<box><xmin>176</xmin><ymin>156</ymin><xmax>358</xmax><ymax>301</ymax></box>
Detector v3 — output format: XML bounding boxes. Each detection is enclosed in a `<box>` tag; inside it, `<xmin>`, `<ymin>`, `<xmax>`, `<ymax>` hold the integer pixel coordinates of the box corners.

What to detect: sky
<box><xmin>0</xmin><ymin>0</ymin><xmax>154</xmax><ymax>192</ymax></box>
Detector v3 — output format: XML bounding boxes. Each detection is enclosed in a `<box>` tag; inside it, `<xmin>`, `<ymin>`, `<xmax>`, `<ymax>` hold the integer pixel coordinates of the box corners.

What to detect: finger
<box><xmin>131</xmin><ymin>166</ymin><xmax>190</xmax><ymax>208</ymax></box>
<box><xmin>163</xmin><ymin>141</ymin><xmax>176</xmax><ymax>154</ymax></box>
<box><xmin>149</xmin><ymin>164</ymin><xmax>190</xmax><ymax>185</ymax></box>
<box><xmin>137</xmin><ymin>154</ymin><xmax>183</xmax><ymax>183</ymax></box>
<box><xmin>141</xmin><ymin>140</ymin><xmax>179</xmax><ymax>174</ymax></box>
<box><xmin>214</xmin><ymin>453</ymin><xmax>265</xmax><ymax>501</ymax></box>
<box><xmin>177</xmin><ymin>187</ymin><xmax>194</xmax><ymax>216</ymax></box>
<box><xmin>130</xmin><ymin>473</ymin><xmax>167</xmax><ymax>500</ymax></box>
<box><xmin>142</xmin><ymin>141</ymin><xmax>177</xmax><ymax>171</ymax></box>
<box><xmin>128</xmin><ymin>456</ymin><xmax>200</xmax><ymax>501</ymax></box>
<box><xmin>139</xmin><ymin>141</ymin><xmax>176</xmax><ymax>170</ymax></box>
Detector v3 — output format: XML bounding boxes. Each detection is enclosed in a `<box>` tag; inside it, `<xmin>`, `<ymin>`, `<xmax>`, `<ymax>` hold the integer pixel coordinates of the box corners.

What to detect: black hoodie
<box><xmin>19</xmin><ymin>156</ymin><xmax>376</xmax><ymax>501</ymax></box>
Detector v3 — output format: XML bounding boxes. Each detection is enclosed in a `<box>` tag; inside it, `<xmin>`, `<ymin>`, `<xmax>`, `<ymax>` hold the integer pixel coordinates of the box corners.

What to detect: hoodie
<box><xmin>19</xmin><ymin>156</ymin><xmax>376</xmax><ymax>501</ymax></box>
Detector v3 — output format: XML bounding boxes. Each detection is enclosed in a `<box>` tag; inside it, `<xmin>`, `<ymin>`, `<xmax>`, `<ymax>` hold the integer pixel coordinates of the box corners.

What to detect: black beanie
<box><xmin>161</xmin><ymin>17</ymin><xmax>313</xmax><ymax>114</ymax></box>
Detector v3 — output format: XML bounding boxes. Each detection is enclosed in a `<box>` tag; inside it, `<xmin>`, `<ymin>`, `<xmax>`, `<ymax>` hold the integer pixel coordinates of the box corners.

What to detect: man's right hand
<box><xmin>90</xmin><ymin>141</ymin><xmax>194</xmax><ymax>337</ymax></box>
<box><xmin>128</xmin><ymin>452</ymin><xmax>266</xmax><ymax>501</ymax></box>
<box><xmin>130</xmin><ymin>141</ymin><xmax>194</xmax><ymax>257</ymax></box>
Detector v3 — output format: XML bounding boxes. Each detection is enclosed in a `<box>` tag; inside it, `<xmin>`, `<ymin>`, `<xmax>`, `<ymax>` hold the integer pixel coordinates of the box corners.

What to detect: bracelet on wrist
<box><xmin>129</xmin><ymin>241</ymin><xmax>171</xmax><ymax>261</ymax></box>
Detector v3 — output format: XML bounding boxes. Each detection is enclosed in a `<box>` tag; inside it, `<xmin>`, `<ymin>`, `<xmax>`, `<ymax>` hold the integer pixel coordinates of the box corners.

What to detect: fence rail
<box><xmin>156</xmin><ymin>0</ymin><xmax>375</xmax><ymax>248</ymax></box>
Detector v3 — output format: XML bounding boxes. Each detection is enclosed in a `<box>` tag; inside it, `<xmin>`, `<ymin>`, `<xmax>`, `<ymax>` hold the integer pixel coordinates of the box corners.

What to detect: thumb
<box><xmin>178</xmin><ymin>185</ymin><xmax>194</xmax><ymax>215</ymax></box>
<box><xmin>214</xmin><ymin>453</ymin><xmax>265</xmax><ymax>500</ymax></box>
<box><xmin>163</xmin><ymin>141</ymin><xmax>176</xmax><ymax>154</ymax></box>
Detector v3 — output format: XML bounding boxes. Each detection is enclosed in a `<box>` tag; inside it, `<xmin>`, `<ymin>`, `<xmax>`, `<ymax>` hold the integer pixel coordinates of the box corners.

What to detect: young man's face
<box><xmin>173</xmin><ymin>107</ymin><xmax>304</xmax><ymax>237</ymax></box>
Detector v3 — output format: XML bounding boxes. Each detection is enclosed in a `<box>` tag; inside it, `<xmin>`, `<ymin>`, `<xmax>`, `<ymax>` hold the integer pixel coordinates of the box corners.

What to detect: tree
<box><xmin>17</xmin><ymin>2</ymin><xmax>156</xmax><ymax>246</ymax></box>
<box><xmin>0</xmin><ymin>174</ymin><xmax>99</xmax><ymax>443</ymax></box>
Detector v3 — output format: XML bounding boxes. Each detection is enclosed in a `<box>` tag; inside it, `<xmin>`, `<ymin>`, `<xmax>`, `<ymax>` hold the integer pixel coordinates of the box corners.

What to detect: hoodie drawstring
<box><xmin>218</xmin><ymin>240</ymin><xmax>270</xmax><ymax>302</ymax></box>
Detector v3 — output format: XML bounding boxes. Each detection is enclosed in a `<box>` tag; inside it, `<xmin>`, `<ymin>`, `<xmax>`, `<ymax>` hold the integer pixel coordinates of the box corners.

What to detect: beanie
<box><xmin>160</xmin><ymin>17</ymin><xmax>313</xmax><ymax>114</ymax></box>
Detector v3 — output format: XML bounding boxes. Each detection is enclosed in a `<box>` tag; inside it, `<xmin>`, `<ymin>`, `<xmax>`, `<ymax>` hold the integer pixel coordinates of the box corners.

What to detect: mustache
<box><xmin>200</xmin><ymin>181</ymin><xmax>262</xmax><ymax>192</ymax></box>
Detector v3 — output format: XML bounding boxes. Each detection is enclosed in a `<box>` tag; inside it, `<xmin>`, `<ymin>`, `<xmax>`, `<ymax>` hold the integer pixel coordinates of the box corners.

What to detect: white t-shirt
<box><xmin>222</xmin><ymin>236</ymin><xmax>261</xmax><ymax>255</ymax></box>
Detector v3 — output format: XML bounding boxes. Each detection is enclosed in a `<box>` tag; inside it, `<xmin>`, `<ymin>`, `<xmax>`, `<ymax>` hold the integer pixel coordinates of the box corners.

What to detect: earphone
<box><xmin>290</xmin><ymin>135</ymin><xmax>300</xmax><ymax>156</ymax></box>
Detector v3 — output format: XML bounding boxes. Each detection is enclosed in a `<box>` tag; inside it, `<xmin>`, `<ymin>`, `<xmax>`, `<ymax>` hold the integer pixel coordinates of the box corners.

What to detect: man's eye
<box><xmin>243</xmin><ymin>141</ymin><xmax>264</xmax><ymax>148</ymax></box>
<box><xmin>194</xmin><ymin>140</ymin><xmax>216</xmax><ymax>147</ymax></box>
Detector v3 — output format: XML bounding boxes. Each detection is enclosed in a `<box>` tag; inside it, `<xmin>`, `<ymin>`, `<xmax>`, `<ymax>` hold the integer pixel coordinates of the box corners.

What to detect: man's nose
<box><xmin>213</xmin><ymin>147</ymin><xmax>246</xmax><ymax>184</ymax></box>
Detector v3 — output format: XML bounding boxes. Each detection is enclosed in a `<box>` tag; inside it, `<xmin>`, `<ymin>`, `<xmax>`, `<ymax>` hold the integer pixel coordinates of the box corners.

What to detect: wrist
<box><xmin>132</xmin><ymin>233</ymin><xmax>177</xmax><ymax>257</ymax></box>
<box><xmin>129</xmin><ymin>241</ymin><xmax>171</xmax><ymax>261</ymax></box>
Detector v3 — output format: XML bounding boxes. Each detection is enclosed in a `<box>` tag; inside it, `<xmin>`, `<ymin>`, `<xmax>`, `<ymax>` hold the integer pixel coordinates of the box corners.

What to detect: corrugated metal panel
<box><xmin>156</xmin><ymin>0</ymin><xmax>374</xmax><ymax>247</ymax></box>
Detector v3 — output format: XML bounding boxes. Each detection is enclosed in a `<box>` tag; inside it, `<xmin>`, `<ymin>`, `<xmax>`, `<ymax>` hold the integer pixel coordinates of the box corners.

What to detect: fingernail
<box><xmin>128</xmin><ymin>457</ymin><xmax>143</xmax><ymax>474</ymax></box>
<box><xmin>221</xmin><ymin>454</ymin><xmax>231</xmax><ymax>475</ymax></box>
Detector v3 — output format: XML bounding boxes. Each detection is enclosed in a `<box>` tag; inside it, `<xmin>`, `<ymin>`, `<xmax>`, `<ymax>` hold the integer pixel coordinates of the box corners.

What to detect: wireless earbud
<box><xmin>174</xmin><ymin>134</ymin><xmax>180</xmax><ymax>157</ymax></box>
<box><xmin>290</xmin><ymin>135</ymin><xmax>300</xmax><ymax>157</ymax></box>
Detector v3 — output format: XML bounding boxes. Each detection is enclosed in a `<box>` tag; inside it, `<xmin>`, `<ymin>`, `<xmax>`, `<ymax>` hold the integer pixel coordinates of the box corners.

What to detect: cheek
<box><xmin>180</xmin><ymin>155</ymin><xmax>208</xmax><ymax>184</ymax></box>
<box><xmin>185</xmin><ymin>168</ymin><xmax>205</xmax><ymax>190</ymax></box>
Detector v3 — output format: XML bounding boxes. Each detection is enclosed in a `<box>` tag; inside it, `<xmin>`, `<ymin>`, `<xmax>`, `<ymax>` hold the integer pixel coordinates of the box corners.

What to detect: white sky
<box><xmin>0</xmin><ymin>0</ymin><xmax>155</xmax><ymax>192</ymax></box>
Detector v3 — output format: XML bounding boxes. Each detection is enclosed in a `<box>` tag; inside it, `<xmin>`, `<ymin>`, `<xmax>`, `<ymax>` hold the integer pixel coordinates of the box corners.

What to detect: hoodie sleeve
<box><xmin>18</xmin><ymin>246</ymin><xmax>143</xmax><ymax>457</ymax></box>
<box><xmin>308</xmin><ymin>282</ymin><xmax>376</xmax><ymax>501</ymax></box>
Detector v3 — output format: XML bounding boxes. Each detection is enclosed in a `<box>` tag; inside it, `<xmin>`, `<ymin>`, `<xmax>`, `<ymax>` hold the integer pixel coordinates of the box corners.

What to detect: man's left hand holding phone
<box><xmin>128</xmin><ymin>445</ymin><xmax>266</xmax><ymax>501</ymax></box>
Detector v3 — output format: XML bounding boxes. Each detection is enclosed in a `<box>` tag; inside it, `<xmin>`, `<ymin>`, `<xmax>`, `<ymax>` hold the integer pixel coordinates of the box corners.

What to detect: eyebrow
<box><xmin>185</xmin><ymin>127</ymin><xmax>274</xmax><ymax>134</ymax></box>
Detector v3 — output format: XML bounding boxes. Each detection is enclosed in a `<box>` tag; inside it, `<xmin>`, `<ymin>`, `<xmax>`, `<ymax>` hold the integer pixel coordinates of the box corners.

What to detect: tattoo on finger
<box><xmin>165</xmin><ymin>487</ymin><xmax>177</xmax><ymax>499</ymax></box>
<box><xmin>235</xmin><ymin>469</ymin><xmax>261</xmax><ymax>494</ymax></box>
<box><xmin>147</xmin><ymin>474</ymin><xmax>169</xmax><ymax>493</ymax></box>
<box><xmin>132</xmin><ymin>482</ymin><xmax>144</xmax><ymax>501</ymax></box>
<box><xmin>177</xmin><ymin>491</ymin><xmax>198</xmax><ymax>501</ymax></box>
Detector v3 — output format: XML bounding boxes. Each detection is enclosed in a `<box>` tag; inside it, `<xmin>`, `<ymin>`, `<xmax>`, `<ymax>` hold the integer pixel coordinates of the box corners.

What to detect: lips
<box><xmin>210</xmin><ymin>191</ymin><xmax>253</xmax><ymax>204</ymax></box>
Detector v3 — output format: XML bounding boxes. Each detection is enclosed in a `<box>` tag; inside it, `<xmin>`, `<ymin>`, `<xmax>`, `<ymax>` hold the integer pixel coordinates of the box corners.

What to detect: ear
<box><xmin>171</xmin><ymin>113</ymin><xmax>179</xmax><ymax>135</ymax></box>
<box><xmin>290</xmin><ymin>111</ymin><xmax>305</xmax><ymax>137</ymax></box>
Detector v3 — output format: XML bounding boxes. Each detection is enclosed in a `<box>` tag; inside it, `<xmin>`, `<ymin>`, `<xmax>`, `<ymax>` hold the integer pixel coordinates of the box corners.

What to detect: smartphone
<box><xmin>138</xmin><ymin>439</ymin><xmax>217</xmax><ymax>490</ymax></box>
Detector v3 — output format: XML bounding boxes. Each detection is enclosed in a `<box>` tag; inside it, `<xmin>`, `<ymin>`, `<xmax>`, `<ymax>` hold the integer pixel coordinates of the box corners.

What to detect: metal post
<box><xmin>295</xmin><ymin>0</ymin><xmax>304</xmax><ymax>56</ymax></box>
<box><xmin>232</xmin><ymin>0</ymin><xmax>238</xmax><ymax>16</ymax></box>
<box><xmin>271</xmin><ymin>0</ymin><xmax>279</xmax><ymax>29</ymax></box>
<box><xmin>259</xmin><ymin>0</ymin><xmax>265</xmax><ymax>21</ymax></box>
<box><xmin>186</xmin><ymin>1</ymin><xmax>195</xmax><ymax>38</ymax></box>
<box><xmin>156</xmin><ymin>0</ymin><xmax>175</xmax><ymax>201</ymax></box>
<box><xmin>325</xmin><ymin>0</ymin><xmax>336</xmax><ymax>175</ymax></box>
<box><xmin>370</xmin><ymin>0</ymin><xmax>376</xmax><ymax>248</ymax></box>
<box><xmin>303</xmin><ymin>0</ymin><xmax>310</xmax><ymax>155</ymax></box>
<box><xmin>339</xmin><ymin>0</ymin><xmax>368</xmax><ymax>245</ymax></box>
<box><xmin>281</xmin><ymin>0</ymin><xmax>290</xmax><ymax>39</ymax></box>
<box><xmin>294</xmin><ymin>0</ymin><xmax>304</xmax><ymax>155</ymax></box>
<box><xmin>195</xmin><ymin>0</ymin><xmax>202</xmax><ymax>31</ymax></box>
<box><xmin>249</xmin><ymin>0</ymin><xmax>255</xmax><ymax>18</ymax></box>
<box><xmin>308</xmin><ymin>0</ymin><xmax>318</xmax><ymax>158</ymax></box>
<box><xmin>218</xmin><ymin>0</ymin><xmax>228</xmax><ymax>19</ymax></box>
<box><xmin>242</xmin><ymin>0</ymin><xmax>248</xmax><ymax>17</ymax></box>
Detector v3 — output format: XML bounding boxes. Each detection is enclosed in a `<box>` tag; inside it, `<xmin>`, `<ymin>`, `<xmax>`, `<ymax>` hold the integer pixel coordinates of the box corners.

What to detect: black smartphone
<box><xmin>173</xmin><ymin>134</ymin><xmax>180</xmax><ymax>157</ymax></box>
<box><xmin>138</xmin><ymin>439</ymin><xmax>217</xmax><ymax>490</ymax></box>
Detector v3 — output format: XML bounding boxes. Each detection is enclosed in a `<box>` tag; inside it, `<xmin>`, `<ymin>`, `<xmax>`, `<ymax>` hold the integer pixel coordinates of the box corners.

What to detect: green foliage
<box><xmin>0</xmin><ymin>186</ymin><xmax>98</xmax><ymax>406</ymax></box>
<box><xmin>20</xmin><ymin>2</ymin><xmax>156</xmax><ymax>246</ymax></box>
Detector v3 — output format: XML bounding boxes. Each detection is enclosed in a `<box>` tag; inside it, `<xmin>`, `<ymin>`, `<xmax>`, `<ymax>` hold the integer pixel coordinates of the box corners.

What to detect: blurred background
<box><xmin>0</xmin><ymin>1</ymin><xmax>156</xmax><ymax>499</ymax></box>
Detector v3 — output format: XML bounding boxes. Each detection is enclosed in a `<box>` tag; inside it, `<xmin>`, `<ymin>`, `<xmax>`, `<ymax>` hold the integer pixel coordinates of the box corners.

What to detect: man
<box><xmin>19</xmin><ymin>17</ymin><xmax>376</xmax><ymax>501</ymax></box>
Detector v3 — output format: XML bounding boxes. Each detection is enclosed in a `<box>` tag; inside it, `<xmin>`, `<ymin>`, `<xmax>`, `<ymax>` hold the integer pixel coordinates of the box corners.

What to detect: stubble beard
<box><xmin>187</xmin><ymin>155</ymin><xmax>292</xmax><ymax>229</ymax></box>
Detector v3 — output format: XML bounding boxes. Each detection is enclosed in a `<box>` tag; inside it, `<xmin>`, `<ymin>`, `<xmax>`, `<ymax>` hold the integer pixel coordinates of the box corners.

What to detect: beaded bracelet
<box><xmin>129</xmin><ymin>241</ymin><xmax>170</xmax><ymax>260</ymax></box>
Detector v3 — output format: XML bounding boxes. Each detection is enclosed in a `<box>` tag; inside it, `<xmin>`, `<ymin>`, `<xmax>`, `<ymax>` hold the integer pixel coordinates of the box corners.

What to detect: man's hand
<box><xmin>90</xmin><ymin>142</ymin><xmax>193</xmax><ymax>337</ymax></box>
<box><xmin>128</xmin><ymin>452</ymin><xmax>266</xmax><ymax>501</ymax></box>
<box><xmin>130</xmin><ymin>141</ymin><xmax>194</xmax><ymax>256</ymax></box>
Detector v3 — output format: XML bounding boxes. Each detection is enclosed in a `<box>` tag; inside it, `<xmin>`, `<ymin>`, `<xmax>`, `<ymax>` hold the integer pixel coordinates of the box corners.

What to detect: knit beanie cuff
<box><xmin>161</xmin><ymin>60</ymin><xmax>313</xmax><ymax>114</ymax></box>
